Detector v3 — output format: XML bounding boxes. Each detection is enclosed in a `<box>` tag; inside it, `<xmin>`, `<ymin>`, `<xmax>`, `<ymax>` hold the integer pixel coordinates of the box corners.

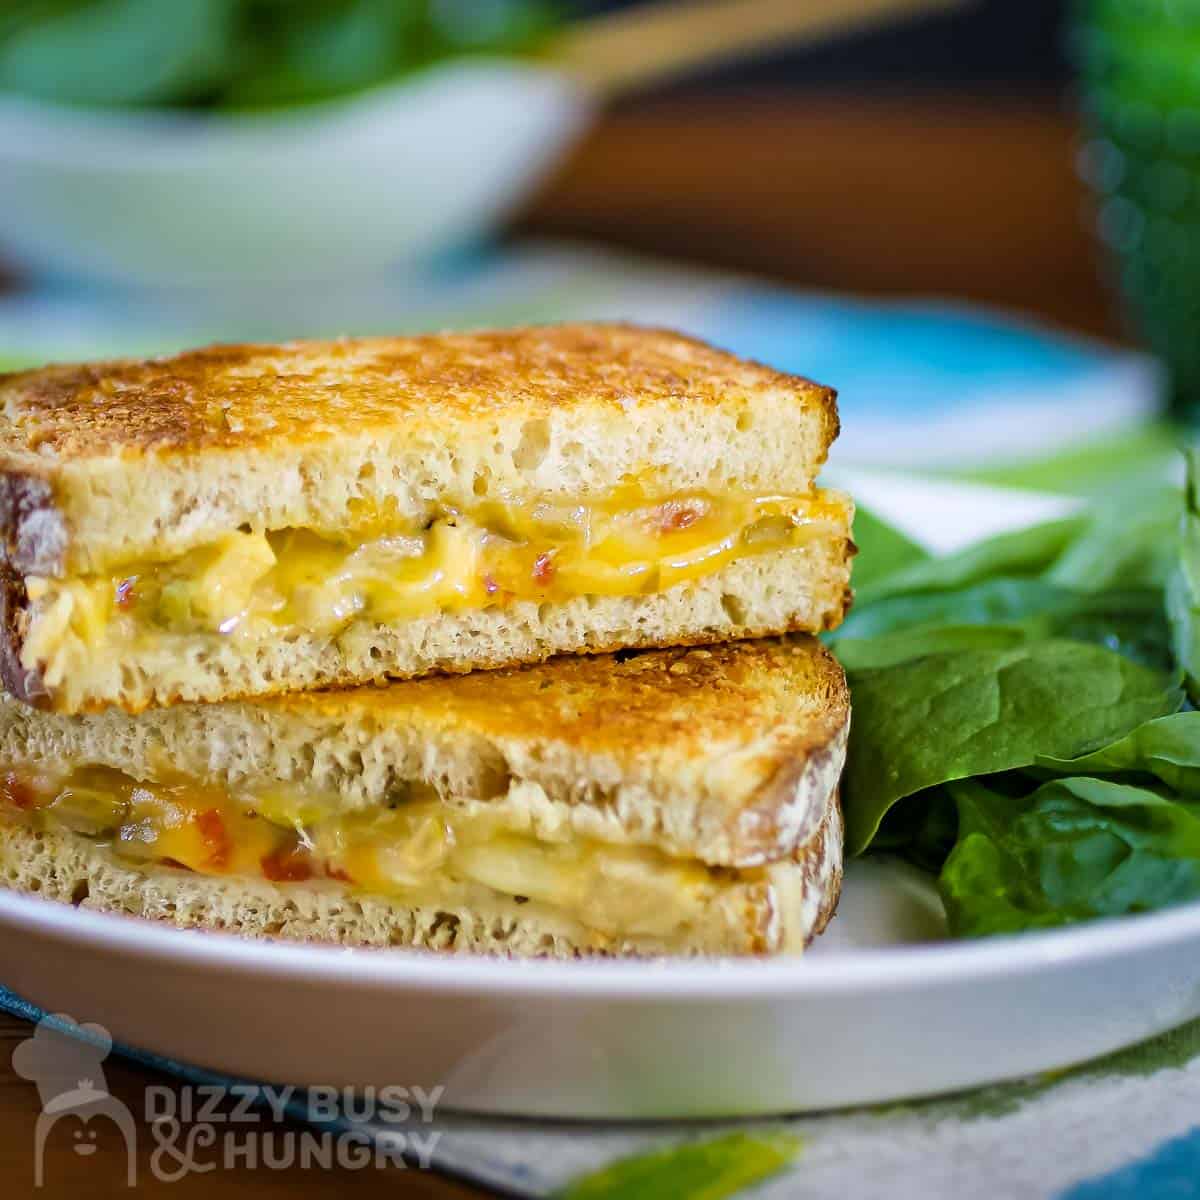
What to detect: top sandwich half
<box><xmin>0</xmin><ymin>323</ymin><xmax>853</xmax><ymax>712</ymax></box>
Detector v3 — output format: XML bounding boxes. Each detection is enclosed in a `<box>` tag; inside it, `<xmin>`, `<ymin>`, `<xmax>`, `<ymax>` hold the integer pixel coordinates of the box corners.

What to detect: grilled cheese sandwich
<box><xmin>0</xmin><ymin>324</ymin><xmax>852</xmax><ymax>713</ymax></box>
<box><xmin>0</xmin><ymin>637</ymin><xmax>848</xmax><ymax>957</ymax></box>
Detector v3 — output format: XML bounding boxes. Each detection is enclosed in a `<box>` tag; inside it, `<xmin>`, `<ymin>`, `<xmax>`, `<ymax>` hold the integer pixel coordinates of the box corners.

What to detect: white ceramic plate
<box><xmin>4</xmin><ymin>473</ymin><xmax>1196</xmax><ymax>1120</ymax></box>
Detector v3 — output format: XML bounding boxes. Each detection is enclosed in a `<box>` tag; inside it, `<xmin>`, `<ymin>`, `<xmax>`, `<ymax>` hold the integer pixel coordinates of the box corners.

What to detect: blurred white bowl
<box><xmin>0</xmin><ymin>60</ymin><xmax>592</xmax><ymax>286</ymax></box>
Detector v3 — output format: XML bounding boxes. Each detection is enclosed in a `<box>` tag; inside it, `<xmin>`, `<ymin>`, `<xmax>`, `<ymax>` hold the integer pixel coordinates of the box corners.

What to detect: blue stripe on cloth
<box><xmin>1</xmin><ymin>984</ymin><xmax>269</xmax><ymax>1091</ymax></box>
<box><xmin>1061</xmin><ymin>1126</ymin><xmax>1200</xmax><ymax>1199</ymax></box>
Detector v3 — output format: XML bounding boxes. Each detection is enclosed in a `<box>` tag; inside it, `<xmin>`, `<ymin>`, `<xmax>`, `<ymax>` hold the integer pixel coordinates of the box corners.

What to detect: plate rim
<box><xmin>4</xmin><ymin>885</ymin><xmax>1198</xmax><ymax>1000</ymax></box>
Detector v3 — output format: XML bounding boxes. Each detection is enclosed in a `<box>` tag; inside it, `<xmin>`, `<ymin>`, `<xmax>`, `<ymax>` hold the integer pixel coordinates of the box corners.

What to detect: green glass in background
<box><xmin>1071</xmin><ymin>0</ymin><xmax>1200</xmax><ymax>422</ymax></box>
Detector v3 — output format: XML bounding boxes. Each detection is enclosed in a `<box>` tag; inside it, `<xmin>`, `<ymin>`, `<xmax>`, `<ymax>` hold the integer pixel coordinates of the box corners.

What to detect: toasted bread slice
<box><xmin>0</xmin><ymin>324</ymin><xmax>851</xmax><ymax>712</ymax></box>
<box><xmin>0</xmin><ymin>638</ymin><xmax>848</xmax><ymax>957</ymax></box>
<box><xmin>0</xmin><ymin>324</ymin><xmax>839</xmax><ymax>576</ymax></box>
<box><xmin>0</xmin><ymin>637</ymin><xmax>849</xmax><ymax>867</ymax></box>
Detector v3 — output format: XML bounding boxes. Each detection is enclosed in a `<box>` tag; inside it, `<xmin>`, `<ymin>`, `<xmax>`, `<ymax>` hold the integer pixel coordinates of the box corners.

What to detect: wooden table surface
<box><xmin>0</xmin><ymin>89</ymin><xmax>1119</xmax><ymax>1198</ymax></box>
<box><xmin>0</xmin><ymin>1010</ymin><xmax>480</xmax><ymax>1197</ymax></box>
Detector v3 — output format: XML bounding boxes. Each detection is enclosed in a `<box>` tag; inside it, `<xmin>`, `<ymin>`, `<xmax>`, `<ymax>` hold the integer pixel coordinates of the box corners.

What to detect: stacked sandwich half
<box><xmin>0</xmin><ymin>324</ymin><xmax>853</xmax><ymax>957</ymax></box>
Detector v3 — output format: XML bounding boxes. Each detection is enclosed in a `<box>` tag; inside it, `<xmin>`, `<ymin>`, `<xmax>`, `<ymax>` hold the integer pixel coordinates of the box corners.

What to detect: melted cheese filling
<box><xmin>21</xmin><ymin>488</ymin><xmax>841</xmax><ymax>666</ymax></box>
<box><xmin>0</xmin><ymin>767</ymin><xmax>752</xmax><ymax>943</ymax></box>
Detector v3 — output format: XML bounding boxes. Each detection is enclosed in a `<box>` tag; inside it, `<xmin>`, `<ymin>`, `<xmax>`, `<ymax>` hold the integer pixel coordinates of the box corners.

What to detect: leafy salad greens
<box><xmin>833</xmin><ymin>453</ymin><xmax>1200</xmax><ymax>938</ymax></box>
<box><xmin>0</xmin><ymin>0</ymin><xmax>558</xmax><ymax>111</ymax></box>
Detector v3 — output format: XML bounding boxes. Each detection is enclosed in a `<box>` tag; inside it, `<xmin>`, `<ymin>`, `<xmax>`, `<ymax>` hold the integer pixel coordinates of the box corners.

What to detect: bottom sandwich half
<box><xmin>0</xmin><ymin>801</ymin><xmax>841</xmax><ymax>958</ymax></box>
<box><xmin>0</xmin><ymin>637</ymin><xmax>848</xmax><ymax>958</ymax></box>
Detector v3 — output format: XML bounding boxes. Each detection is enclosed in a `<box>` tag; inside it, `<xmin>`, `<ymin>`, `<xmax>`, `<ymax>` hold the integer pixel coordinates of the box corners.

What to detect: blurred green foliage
<box><xmin>0</xmin><ymin>0</ymin><xmax>560</xmax><ymax>109</ymax></box>
<box><xmin>1071</xmin><ymin>0</ymin><xmax>1200</xmax><ymax>419</ymax></box>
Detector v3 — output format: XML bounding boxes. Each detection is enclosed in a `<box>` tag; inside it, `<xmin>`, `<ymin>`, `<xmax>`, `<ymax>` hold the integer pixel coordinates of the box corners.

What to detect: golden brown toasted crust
<box><xmin>286</xmin><ymin>635</ymin><xmax>850</xmax><ymax>762</ymax></box>
<box><xmin>0</xmin><ymin>321</ymin><xmax>842</xmax><ymax>593</ymax></box>
<box><xmin>0</xmin><ymin>324</ymin><xmax>836</xmax><ymax>461</ymax></box>
<box><xmin>0</xmin><ymin>322</ymin><xmax>841</xmax><ymax>586</ymax></box>
<box><xmin>0</xmin><ymin>636</ymin><xmax>849</xmax><ymax>867</ymax></box>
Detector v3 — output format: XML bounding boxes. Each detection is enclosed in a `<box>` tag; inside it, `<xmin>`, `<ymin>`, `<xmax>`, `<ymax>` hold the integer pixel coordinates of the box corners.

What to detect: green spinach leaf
<box><xmin>852</xmin><ymin>517</ymin><xmax>1084</xmax><ymax>608</ymax></box>
<box><xmin>833</xmin><ymin>625</ymin><xmax>1032</xmax><ymax>673</ymax></box>
<box><xmin>0</xmin><ymin>0</ymin><xmax>237</xmax><ymax>107</ymax></box>
<box><xmin>0</xmin><ymin>0</ymin><xmax>560</xmax><ymax>110</ymax></box>
<box><xmin>222</xmin><ymin>0</ymin><xmax>425</xmax><ymax>109</ymax></box>
<box><xmin>847</xmin><ymin>504</ymin><xmax>928</xmax><ymax>592</ymax></box>
<box><xmin>853</xmin><ymin>484</ymin><xmax>1180</xmax><ymax>611</ymax></box>
<box><xmin>1036</xmin><ymin>712</ymin><xmax>1200</xmax><ymax>795</ymax></box>
<box><xmin>1167</xmin><ymin>449</ymin><xmax>1200</xmax><ymax>705</ymax></box>
<box><xmin>942</xmin><ymin>776</ymin><xmax>1200</xmax><ymax>937</ymax></box>
<box><xmin>560</xmin><ymin>1132</ymin><xmax>801</xmax><ymax>1200</ymax></box>
<box><xmin>842</xmin><ymin>640</ymin><xmax>1182</xmax><ymax>854</ymax></box>
<box><xmin>833</xmin><ymin>578</ymin><xmax>1164</xmax><ymax>651</ymax></box>
<box><xmin>838</xmin><ymin>465</ymin><xmax>1198</xmax><ymax>936</ymax></box>
<box><xmin>1045</xmin><ymin>484</ymin><xmax>1180</xmax><ymax>592</ymax></box>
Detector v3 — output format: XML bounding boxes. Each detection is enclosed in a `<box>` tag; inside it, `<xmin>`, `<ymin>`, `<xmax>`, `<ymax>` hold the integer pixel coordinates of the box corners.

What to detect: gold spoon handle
<box><xmin>550</xmin><ymin>0</ymin><xmax>973</xmax><ymax>98</ymax></box>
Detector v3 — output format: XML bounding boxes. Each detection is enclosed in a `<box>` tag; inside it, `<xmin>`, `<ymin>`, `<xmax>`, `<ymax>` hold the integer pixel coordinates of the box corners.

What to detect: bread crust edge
<box><xmin>0</xmin><ymin>564</ymin><xmax>45</xmax><ymax>708</ymax></box>
<box><xmin>0</xmin><ymin>467</ymin><xmax>66</xmax><ymax>577</ymax></box>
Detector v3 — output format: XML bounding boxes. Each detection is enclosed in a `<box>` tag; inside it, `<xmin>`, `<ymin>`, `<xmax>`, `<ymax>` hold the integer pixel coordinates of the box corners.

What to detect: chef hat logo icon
<box><xmin>12</xmin><ymin>1013</ymin><xmax>137</xmax><ymax>1187</ymax></box>
<box><xmin>12</xmin><ymin>1014</ymin><xmax>113</xmax><ymax>1109</ymax></box>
